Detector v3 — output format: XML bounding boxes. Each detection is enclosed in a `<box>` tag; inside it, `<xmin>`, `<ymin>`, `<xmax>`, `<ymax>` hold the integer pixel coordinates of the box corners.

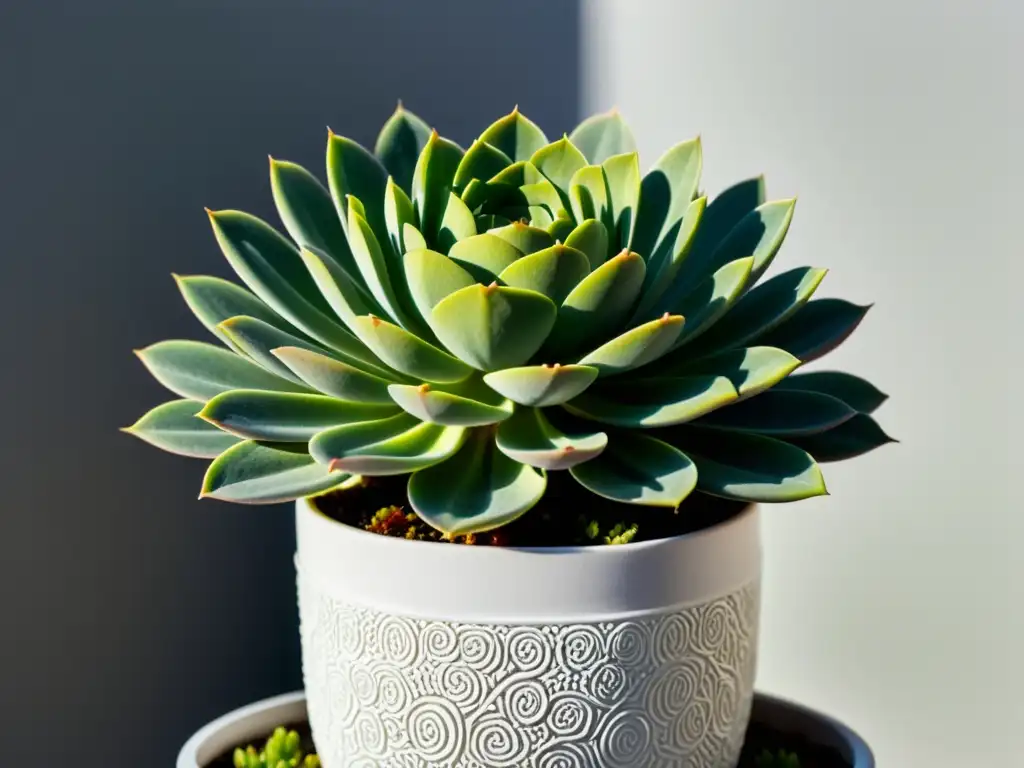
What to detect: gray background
<box><xmin>0</xmin><ymin>1</ymin><xmax>579</xmax><ymax>764</ymax></box>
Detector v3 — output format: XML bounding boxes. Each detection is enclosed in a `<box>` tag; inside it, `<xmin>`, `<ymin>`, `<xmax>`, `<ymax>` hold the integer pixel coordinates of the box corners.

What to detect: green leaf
<box><xmin>662</xmin><ymin>256</ymin><xmax>754</xmax><ymax>347</ymax></box>
<box><xmin>487</xmin><ymin>221</ymin><xmax>555</xmax><ymax>255</ymax></box>
<box><xmin>374</xmin><ymin>103</ymin><xmax>432</xmax><ymax>193</ymax></box>
<box><xmin>326</xmin><ymin>132</ymin><xmax>391</xmax><ymax>252</ymax></box>
<box><xmin>496</xmin><ymin>407</ymin><xmax>607</xmax><ymax>469</ymax></box>
<box><xmin>578</xmin><ymin>314</ymin><xmax>685</xmax><ymax>376</ymax></box>
<box><xmin>569</xmin><ymin>109</ymin><xmax>637</xmax><ymax>164</ymax></box>
<box><xmin>207</xmin><ymin>209</ymin><xmax>360</xmax><ymax>354</ymax></box>
<box><xmin>199</xmin><ymin>390</ymin><xmax>398</xmax><ymax>441</ymax></box>
<box><xmin>497</xmin><ymin>243</ymin><xmax>590</xmax><ymax>304</ymax></box>
<box><xmin>671</xmin><ymin>176</ymin><xmax>765</xmax><ymax>294</ymax></box>
<box><xmin>408</xmin><ymin>430</ymin><xmax>547</xmax><ymax>535</ymax></box>
<box><xmin>543</xmin><ymin>251</ymin><xmax>646</xmax><ymax>359</ymax></box>
<box><xmin>350</xmin><ymin>315</ymin><xmax>473</xmax><ymax>383</ymax></box>
<box><xmin>453</xmin><ymin>140</ymin><xmax>513</xmax><ymax>190</ymax></box>
<box><xmin>447</xmin><ymin>233</ymin><xmax>523</xmax><ymax>282</ymax></box>
<box><xmin>482</xmin><ymin>363</ymin><xmax>598</xmax><ymax>406</ymax></box>
<box><xmin>136</xmin><ymin>340</ymin><xmax>309</xmax><ymax>401</ymax></box>
<box><xmin>403</xmin><ymin>223</ymin><xmax>428</xmax><ymax>252</ymax></box>
<box><xmin>569</xmin><ymin>166</ymin><xmax>613</xmax><ymax>248</ymax></box>
<box><xmin>563</xmin><ymin>219</ymin><xmax>610</xmax><ymax>270</ymax></box>
<box><xmin>174</xmin><ymin>274</ymin><xmax>298</xmax><ymax>353</ymax></box>
<box><xmin>122</xmin><ymin>399</ymin><xmax>241</xmax><ymax>458</ymax></box>
<box><xmin>519</xmin><ymin>178</ymin><xmax>567</xmax><ymax>221</ymax></box>
<box><xmin>310</xmin><ymin>413</ymin><xmax>467</xmax><ymax>475</ymax></box>
<box><xmin>437</xmin><ymin>192</ymin><xmax>477</xmax><ymax>251</ymax></box>
<box><xmin>430</xmin><ymin>284</ymin><xmax>557</xmax><ymax>371</ymax></box>
<box><xmin>686</xmin><ymin>266</ymin><xmax>827</xmax><ymax>354</ymax></box>
<box><xmin>383</xmin><ymin>177</ymin><xmax>417</xmax><ymax>258</ymax></box>
<box><xmin>530</xmin><ymin>136</ymin><xmax>587</xmax><ymax>199</ymax></box>
<box><xmin>478</xmin><ymin>108</ymin><xmax>549</xmax><ymax>162</ymax></box>
<box><xmin>403</xmin><ymin>248</ymin><xmax>477</xmax><ymax>324</ymax></box>
<box><xmin>664</xmin><ymin>346</ymin><xmax>802</xmax><ymax>400</ymax></box>
<box><xmin>630</xmin><ymin>137</ymin><xmax>703</xmax><ymax>262</ymax></box>
<box><xmin>217</xmin><ymin>316</ymin><xmax>325</xmax><ymax>385</ymax></box>
<box><xmin>602</xmin><ymin>152</ymin><xmax>641</xmax><ymax>250</ymax></box>
<box><xmin>668</xmin><ymin>427</ymin><xmax>827</xmax><ymax>502</ymax></box>
<box><xmin>570</xmin><ymin>432</ymin><xmax>696</xmax><ymax>507</ymax></box>
<box><xmin>475</xmin><ymin>213</ymin><xmax>512</xmax><ymax>231</ymax></box>
<box><xmin>412</xmin><ymin>131</ymin><xmax>464</xmax><ymax>241</ymax></box>
<box><xmin>704</xmin><ymin>199</ymin><xmax>797</xmax><ymax>285</ymax></box>
<box><xmin>632</xmin><ymin>196</ymin><xmax>708</xmax><ymax>322</ymax></box>
<box><xmin>786</xmin><ymin>413</ymin><xmax>896</xmax><ymax>462</ymax></box>
<box><xmin>755</xmin><ymin>299</ymin><xmax>872</xmax><ymax>362</ymax></box>
<box><xmin>345</xmin><ymin>206</ymin><xmax>420</xmax><ymax>330</ymax></box>
<box><xmin>694</xmin><ymin>389</ymin><xmax>856</xmax><ymax>436</ymax></box>
<box><xmin>565</xmin><ymin>374</ymin><xmax>737</xmax><ymax>427</ymax></box>
<box><xmin>271</xmin><ymin>346</ymin><xmax>398</xmax><ymax>403</ymax></box>
<box><xmin>773</xmin><ymin>371</ymin><xmax>889</xmax><ymax>414</ymax></box>
<box><xmin>269</xmin><ymin>158</ymin><xmax>354</xmax><ymax>275</ymax></box>
<box><xmin>388</xmin><ymin>383</ymin><xmax>513</xmax><ymax>426</ymax></box>
<box><xmin>201</xmin><ymin>441</ymin><xmax>348</xmax><ymax>504</ymax></box>
<box><xmin>547</xmin><ymin>214</ymin><xmax>576</xmax><ymax>243</ymax></box>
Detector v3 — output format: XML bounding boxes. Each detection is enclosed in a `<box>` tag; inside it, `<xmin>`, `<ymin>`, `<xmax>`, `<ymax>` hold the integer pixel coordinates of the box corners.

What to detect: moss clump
<box><xmin>232</xmin><ymin>726</ymin><xmax>319</xmax><ymax>768</ymax></box>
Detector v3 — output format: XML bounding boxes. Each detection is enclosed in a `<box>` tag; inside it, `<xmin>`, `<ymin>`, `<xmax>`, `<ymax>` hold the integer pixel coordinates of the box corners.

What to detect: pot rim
<box><xmin>177</xmin><ymin>690</ymin><xmax>874</xmax><ymax>768</ymax></box>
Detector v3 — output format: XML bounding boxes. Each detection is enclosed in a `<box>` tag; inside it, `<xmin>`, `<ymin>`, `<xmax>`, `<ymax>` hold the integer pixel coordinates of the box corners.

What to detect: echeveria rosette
<box><xmin>124</xmin><ymin>105</ymin><xmax>894</xmax><ymax>535</ymax></box>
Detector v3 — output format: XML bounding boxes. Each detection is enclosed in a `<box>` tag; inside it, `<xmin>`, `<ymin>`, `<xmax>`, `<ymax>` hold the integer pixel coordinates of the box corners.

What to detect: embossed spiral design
<box><xmin>299</xmin><ymin>572</ymin><xmax>759</xmax><ymax>767</ymax></box>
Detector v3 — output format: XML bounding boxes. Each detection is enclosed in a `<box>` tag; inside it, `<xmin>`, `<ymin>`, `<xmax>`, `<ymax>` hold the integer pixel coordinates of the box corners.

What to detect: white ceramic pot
<box><xmin>296</xmin><ymin>497</ymin><xmax>762</xmax><ymax>767</ymax></box>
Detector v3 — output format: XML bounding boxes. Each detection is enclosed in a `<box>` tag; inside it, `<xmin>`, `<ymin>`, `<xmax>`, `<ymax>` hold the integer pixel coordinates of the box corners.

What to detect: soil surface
<box><xmin>313</xmin><ymin>472</ymin><xmax>751</xmax><ymax>547</ymax></box>
<box><xmin>210</xmin><ymin>719</ymin><xmax>850</xmax><ymax>767</ymax></box>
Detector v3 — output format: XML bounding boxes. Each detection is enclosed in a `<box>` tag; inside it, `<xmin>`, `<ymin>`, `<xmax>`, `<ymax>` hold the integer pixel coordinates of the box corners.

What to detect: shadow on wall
<box><xmin>0</xmin><ymin>1</ymin><xmax>580</xmax><ymax>764</ymax></box>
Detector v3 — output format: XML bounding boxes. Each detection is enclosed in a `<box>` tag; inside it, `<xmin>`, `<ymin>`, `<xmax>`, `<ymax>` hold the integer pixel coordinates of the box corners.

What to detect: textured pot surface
<box><xmin>296</xmin><ymin>497</ymin><xmax>762</xmax><ymax>767</ymax></box>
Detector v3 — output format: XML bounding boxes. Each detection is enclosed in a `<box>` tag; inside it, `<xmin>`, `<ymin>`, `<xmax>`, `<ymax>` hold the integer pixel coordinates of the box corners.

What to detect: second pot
<box><xmin>296</xmin><ymin>495</ymin><xmax>762</xmax><ymax>767</ymax></box>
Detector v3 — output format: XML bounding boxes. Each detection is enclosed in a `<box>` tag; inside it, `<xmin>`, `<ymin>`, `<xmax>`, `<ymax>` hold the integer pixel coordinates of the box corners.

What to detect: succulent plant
<box><xmin>125</xmin><ymin>105</ymin><xmax>893</xmax><ymax>536</ymax></box>
<box><xmin>233</xmin><ymin>726</ymin><xmax>320</xmax><ymax>768</ymax></box>
<box><xmin>754</xmin><ymin>748</ymin><xmax>801</xmax><ymax>768</ymax></box>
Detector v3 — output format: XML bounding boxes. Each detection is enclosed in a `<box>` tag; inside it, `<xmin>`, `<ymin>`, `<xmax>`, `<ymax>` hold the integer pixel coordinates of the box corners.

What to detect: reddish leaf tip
<box><xmin>328</xmin><ymin>458</ymin><xmax>346</xmax><ymax>474</ymax></box>
<box><xmin>417</xmin><ymin>383</ymin><xmax>431</xmax><ymax>394</ymax></box>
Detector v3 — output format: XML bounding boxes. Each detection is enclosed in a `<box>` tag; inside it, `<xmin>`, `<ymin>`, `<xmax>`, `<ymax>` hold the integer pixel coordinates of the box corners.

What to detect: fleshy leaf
<box><xmin>447</xmin><ymin>233</ymin><xmax>523</xmax><ymax>282</ymax></box>
<box><xmin>408</xmin><ymin>430</ymin><xmax>547</xmax><ymax>535</ymax></box>
<box><xmin>530</xmin><ymin>136</ymin><xmax>587</xmax><ymax>199</ymax></box>
<box><xmin>664</xmin><ymin>346</ymin><xmax>802</xmax><ymax>400</ymax></box>
<box><xmin>630</xmin><ymin>137</ymin><xmax>703</xmax><ymax>262</ymax></box>
<box><xmin>569</xmin><ymin>432</ymin><xmax>696</xmax><ymax>507</ymax></box>
<box><xmin>667</xmin><ymin>427</ymin><xmax>827</xmax><ymax>502</ymax></box>
<box><xmin>218</xmin><ymin>315</ymin><xmax>325</xmax><ymax>385</ymax></box>
<box><xmin>496</xmin><ymin>407</ymin><xmax>607</xmax><ymax>470</ymax></box>
<box><xmin>310</xmin><ymin>413</ymin><xmax>467</xmax><ymax>475</ymax></box>
<box><xmin>547</xmin><ymin>215</ymin><xmax>576</xmax><ymax>243</ymax></box>
<box><xmin>269</xmin><ymin>158</ymin><xmax>354</xmax><ymax>274</ymax></box>
<box><xmin>694</xmin><ymin>390</ymin><xmax>856</xmax><ymax>436</ymax></box>
<box><xmin>478</xmin><ymin>108</ymin><xmax>549</xmax><ymax>163</ymax></box>
<box><xmin>403</xmin><ymin>223</ymin><xmax>428</xmax><ymax>252</ymax></box>
<box><xmin>412</xmin><ymin>131</ymin><xmax>464</xmax><ymax>241</ymax></box>
<box><xmin>453</xmin><ymin>140</ymin><xmax>513</xmax><ymax>190</ymax></box>
<box><xmin>383</xmin><ymin>177</ymin><xmax>417</xmax><ymax>259</ymax></box>
<box><xmin>543</xmin><ymin>251</ymin><xmax>646</xmax><ymax>358</ymax></box>
<box><xmin>565</xmin><ymin>374</ymin><xmax>737</xmax><ymax>428</ymax></box>
<box><xmin>136</xmin><ymin>340</ymin><xmax>309</xmax><ymax>402</ymax></box>
<box><xmin>437</xmin><ymin>192</ymin><xmax>477</xmax><ymax>251</ymax></box>
<box><xmin>602</xmin><ymin>152</ymin><xmax>641</xmax><ymax>250</ymax></box>
<box><xmin>487</xmin><ymin>221</ymin><xmax>555</xmax><ymax>255</ymax></box>
<box><xmin>755</xmin><ymin>299</ymin><xmax>872</xmax><ymax>363</ymax></box>
<box><xmin>374</xmin><ymin>103</ymin><xmax>432</xmax><ymax>193</ymax></box>
<box><xmin>578</xmin><ymin>314</ymin><xmax>685</xmax><ymax>376</ymax></box>
<box><xmin>350</xmin><ymin>315</ymin><xmax>473</xmax><ymax>384</ymax></box>
<box><xmin>786</xmin><ymin>413</ymin><xmax>896</xmax><ymax>462</ymax></box>
<box><xmin>326</xmin><ymin>132</ymin><xmax>390</xmax><ymax>250</ymax></box>
<box><xmin>430</xmin><ymin>284</ymin><xmax>557</xmax><ymax>371</ymax></box>
<box><xmin>563</xmin><ymin>219</ymin><xmax>610</xmax><ymax>270</ymax></box>
<box><xmin>201</xmin><ymin>441</ymin><xmax>348</xmax><ymax>504</ymax></box>
<box><xmin>346</xmin><ymin>206</ymin><xmax>410</xmax><ymax>326</ymax></box>
<box><xmin>632</xmin><ymin>196</ymin><xmax>708</xmax><ymax>321</ymax></box>
<box><xmin>774</xmin><ymin>371</ymin><xmax>889</xmax><ymax>414</ymax></box>
<box><xmin>662</xmin><ymin>256</ymin><xmax>754</xmax><ymax>347</ymax></box>
<box><xmin>174</xmin><ymin>274</ymin><xmax>299</xmax><ymax>353</ymax></box>
<box><xmin>388</xmin><ymin>383</ymin><xmax>514</xmax><ymax>426</ymax></box>
<box><xmin>497</xmin><ymin>243</ymin><xmax>590</xmax><ymax>304</ymax></box>
<box><xmin>703</xmin><ymin>199</ymin><xmax>797</xmax><ymax>285</ymax></box>
<box><xmin>686</xmin><ymin>266</ymin><xmax>827</xmax><ymax>354</ymax></box>
<box><xmin>404</xmin><ymin>248</ymin><xmax>477</xmax><ymax>324</ymax></box>
<box><xmin>569</xmin><ymin>109</ymin><xmax>637</xmax><ymax>164</ymax></box>
<box><xmin>483</xmin><ymin>364</ymin><xmax>598</xmax><ymax>406</ymax></box>
<box><xmin>271</xmin><ymin>346</ymin><xmax>398</xmax><ymax>403</ymax></box>
<box><xmin>122</xmin><ymin>399</ymin><xmax>241</xmax><ymax>458</ymax></box>
<box><xmin>199</xmin><ymin>390</ymin><xmax>397</xmax><ymax>442</ymax></box>
<box><xmin>569</xmin><ymin>166</ymin><xmax>613</xmax><ymax>248</ymax></box>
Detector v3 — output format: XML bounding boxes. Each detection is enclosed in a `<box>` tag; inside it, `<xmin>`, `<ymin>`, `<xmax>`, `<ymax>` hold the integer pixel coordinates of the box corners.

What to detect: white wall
<box><xmin>584</xmin><ymin>1</ymin><xmax>1021</xmax><ymax>764</ymax></box>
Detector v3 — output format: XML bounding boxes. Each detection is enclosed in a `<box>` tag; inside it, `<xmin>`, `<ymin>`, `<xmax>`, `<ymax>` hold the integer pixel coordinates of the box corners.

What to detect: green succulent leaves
<box><xmin>127</xmin><ymin>105</ymin><xmax>889</xmax><ymax>533</ymax></box>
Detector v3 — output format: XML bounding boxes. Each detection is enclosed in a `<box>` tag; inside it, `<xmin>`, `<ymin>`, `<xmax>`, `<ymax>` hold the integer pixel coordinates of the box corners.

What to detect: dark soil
<box><xmin>210</xmin><ymin>718</ymin><xmax>849</xmax><ymax>767</ymax></box>
<box><xmin>312</xmin><ymin>471</ymin><xmax>751</xmax><ymax>547</ymax></box>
